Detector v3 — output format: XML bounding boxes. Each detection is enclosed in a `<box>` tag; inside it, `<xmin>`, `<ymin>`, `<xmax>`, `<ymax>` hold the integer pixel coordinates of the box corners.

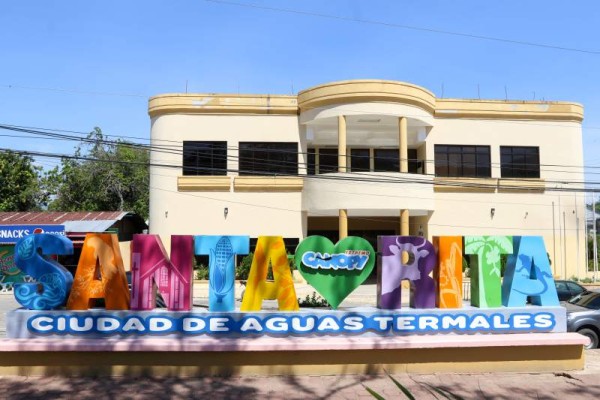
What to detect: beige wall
<box><xmin>426</xmin><ymin>119</ymin><xmax>585</xmax><ymax>278</ymax></box>
<box><xmin>150</xmin><ymin>114</ymin><xmax>304</xmax><ymax>252</ymax></box>
<box><xmin>148</xmin><ymin>80</ymin><xmax>586</xmax><ymax>278</ymax></box>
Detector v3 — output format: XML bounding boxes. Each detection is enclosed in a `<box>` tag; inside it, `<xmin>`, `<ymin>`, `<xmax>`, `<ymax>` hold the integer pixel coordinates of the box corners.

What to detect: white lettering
<box><xmin>240</xmin><ymin>317</ymin><xmax>263</xmax><ymax>332</ymax></box>
<box><xmin>291</xmin><ymin>317</ymin><xmax>315</xmax><ymax>332</ymax></box>
<box><xmin>149</xmin><ymin>317</ymin><xmax>172</xmax><ymax>332</ymax></box>
<box><xmin>30</xmin><ymin>316</ymin><xmax>53</xmax><ymax>332</ymax></box>
<box><xmin>343</xmin><ymin>316</ymin><xmax>364</xmax><ymax>331</ymax></box>
<box><xmin>469</xmin><ymin>315</ymin><xmax>491</xmax><ymax>329</ymax></box>
<box><xmin>97</xmin><ymin>317</ymin><xmax>120</xmax><ymax>332</ymax></box>
<box><xmin>533</xmin><ymin>314</ymin><xmax>553</xmax><ymax>329</ymax></box>
<box><xmin>441</xmin><ymin>315</ymin><xmax>466</xmax><ymax>330</ymax></box>
<box><xmin>513</xmin><ymin>315</ymin><xmax>532</xmax><ymax>329</ymax></box>
<box><xmin>69</xmin><ymin>317</ymin><xmax>93</xmax><ymax>332</ymax></box>
<box><xmin>396</xmin><ymin>316</ymin><xmax>416</xmax><ymax>330</ymax></box>
<box><xmin>57</xmin><ymin>317</ymin><xmax>66</xmax><ymax>331</ymax></box>
<box><xmin>317</xmin><ymin>317</ymin><xmax>340</xmax><ymax>331</ymax></box>
<box><xmin>265</xmin><ymin>317</ymin><xmax>288</xmax><ymax>332</ymax></box>
<box><xmin>418</xmin><ymin>316</ymin><xmax>439</xmax><ymax>330</ymax></box>
<box><xmin>373</xmin><ymin>316</ymin><xmax>394</xmax><ymax>330</ymax></box>
<box><xmin>210</xmin><ymin>317</ymin><xmax>229</xmax><ymax>332</ymax></box>
<box><xmin>183</xmin><ymin>317</ymin><xmax>206</xmax><ymax>332</ymax></box>
<box><xmin>122</xmin><ymin>317</ymin><xmax>146</xmax><ymax>332</ymax></box>
<box><xmin>492</xmin><ymin>314</ymin><xmax>511</xmax><ymax>329</ymax></box>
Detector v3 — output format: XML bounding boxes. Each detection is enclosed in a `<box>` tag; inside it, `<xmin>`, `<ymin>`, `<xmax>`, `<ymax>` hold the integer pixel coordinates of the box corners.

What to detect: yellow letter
<box><xmin>241</xmin><ymin>236</ymin><xmax>299</xmax><ymax>311</ymax></box>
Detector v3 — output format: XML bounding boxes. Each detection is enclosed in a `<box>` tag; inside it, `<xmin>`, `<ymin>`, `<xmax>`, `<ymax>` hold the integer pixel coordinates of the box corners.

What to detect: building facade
<box><xmin>148</xmin><ymin>80</ymin><xmax>586</xmax><ymax>279</ymax></box>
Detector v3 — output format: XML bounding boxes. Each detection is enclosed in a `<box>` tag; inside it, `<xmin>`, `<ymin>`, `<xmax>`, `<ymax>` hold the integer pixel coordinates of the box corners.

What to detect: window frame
<box><xmin>182</xmin><ymin>141</ymin><xmax>228</xmax><ymax>176</ymax></box>
<box><xmin>238</xmin><ymin>142</ymin><xmax>298</xmax><ymax>176</ymax></box>
<box><xmin>500</xmin><ymin>146</ymin><xmax>540</xmax><ymax>179</ymax></box>
<box><xmin>434</xmin><ymin>144</ymin><xmax>491</xmax><ymax>178</ymax></box>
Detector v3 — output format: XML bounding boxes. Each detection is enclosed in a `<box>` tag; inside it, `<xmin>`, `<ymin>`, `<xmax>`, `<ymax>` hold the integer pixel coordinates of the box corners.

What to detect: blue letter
<box><xmin>14</xmin><ymin>234</ymin><xmax>74</xmax><ymax>310</ymax></box>
<box><xmin>502</xmin><ymin>236</ymin><xmax>559</xmax><ymax>307</ymax></box>
<box><xmin>195</xmin><ymin>236</ymin><xmax>249</xmax><ymax>312</ymax></box>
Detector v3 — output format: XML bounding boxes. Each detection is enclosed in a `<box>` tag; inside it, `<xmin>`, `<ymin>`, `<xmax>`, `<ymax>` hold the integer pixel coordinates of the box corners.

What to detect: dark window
<box><xmin>374</xmin><ymin>149</ymin><xmax>399</xmax><ymax>172</ymax></box>
<box><xmin>307</xmin><ymin>148</ymin><xmax>316</xmax><ymax>175</ymax></box>
<box><xmin>183</xmin><ymin>141</ymin><xmax>227</xmax><ymax>176</ymax></box>
<box><xmin>239</xmin><ymin>142</ymin><xmax>298</xmax><ymax>176</ymax></box>
<box><xmin>249</xmin><ymin>238</ymin><xmax>299</xmax><ymax>254</ymax></box>
<box><xmin>408</xmin><ymin>148</ymin><xmax>419</xmax><ymax>174</ymax></box>
<box><xmin>500</xmin><ymin>146</ymin><xmax>540</xmax><ymax>178</ymax></box>
<box><xmin>318</xmin><ymin>148</ymin><xmax>338</xmax><ymax>174</ymax></box>
<box><xmin>434</xmin><ymin>145</ymin><xmax>491</xmax><ymax>177</ymax></box>
<box><xmin>350</xmin><ymin>149</ymin><xmax>370</xmax><ymax>172</ymax></box>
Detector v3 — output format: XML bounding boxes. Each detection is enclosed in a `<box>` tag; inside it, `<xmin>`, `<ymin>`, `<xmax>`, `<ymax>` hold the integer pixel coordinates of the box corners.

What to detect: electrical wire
<box><xmin>202</xmin><ymin>0</ymin><xmax>600</xmax><ymax>55</ymax></box>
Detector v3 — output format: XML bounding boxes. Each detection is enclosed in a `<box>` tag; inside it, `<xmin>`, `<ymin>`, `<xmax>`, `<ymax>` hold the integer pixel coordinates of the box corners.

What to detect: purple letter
<box><xmin>377</xmin><ymin>236</ymin><xmax>437</xmax><ymax>309</ymax></box>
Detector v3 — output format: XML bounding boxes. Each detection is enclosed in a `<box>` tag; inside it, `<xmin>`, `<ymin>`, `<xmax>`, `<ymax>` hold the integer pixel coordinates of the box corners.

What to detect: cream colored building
<box><xmin>148</xmin><ymin>80</ymin><xmax>587</xmax><ymax>279</ymax></box>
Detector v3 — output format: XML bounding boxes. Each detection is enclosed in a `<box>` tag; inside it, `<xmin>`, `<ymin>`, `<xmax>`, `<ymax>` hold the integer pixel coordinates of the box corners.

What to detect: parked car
<box><xmin>566</xmin><ymin>291</ymin><xmax>600</xmax><ymax>349</ymax></box>
<box><xmin>555</xmin><ymin>280</ymin><xmax>586</xmax><ymax>301</ymax></box>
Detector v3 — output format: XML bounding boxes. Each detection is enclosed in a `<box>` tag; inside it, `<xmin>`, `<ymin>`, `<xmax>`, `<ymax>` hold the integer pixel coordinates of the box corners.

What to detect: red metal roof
<box><xmin>0</xmin><ymin>211</ymin><xmax>129</xmax><ymax>225</ymax></box>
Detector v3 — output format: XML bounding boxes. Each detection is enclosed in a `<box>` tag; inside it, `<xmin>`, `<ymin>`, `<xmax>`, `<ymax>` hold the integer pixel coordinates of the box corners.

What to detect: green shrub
<box><xmin>235</xmin><ymin>252</ymin><xmax>295</xmax><ymax>280</ymax></box>
<box><xmin>298</xmin><ymin>292</ymin><xmax>329</xmax><ymax>307</ymax></box>
<box><xmin>195</xmin><ymin>264</ymin><xmax>209</xmax><ymax>280</ymax></box>
<box><xmin>581</xmin><ymin>277</ymin><xmax>593</xmax><ymax>284</ymax></box>
<box><xmin>236</xmin><ymin>253</ymin><xmax>254</xmax><ymax>280</ymax></box>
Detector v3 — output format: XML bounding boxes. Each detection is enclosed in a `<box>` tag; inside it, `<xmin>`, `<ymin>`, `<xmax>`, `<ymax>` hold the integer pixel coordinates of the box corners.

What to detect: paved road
<box><xmin>2</xmin><ymin>288</ymin><xmax>600</xmax><ymax>399</ymax></box>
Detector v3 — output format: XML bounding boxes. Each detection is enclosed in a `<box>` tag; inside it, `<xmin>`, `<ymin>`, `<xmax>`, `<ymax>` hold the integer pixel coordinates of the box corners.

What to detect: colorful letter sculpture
<box><xmin>378</xmin><ymin>236</ymin><xmax>436</xmax><ymax>309</ymax></box>
<box><xmin>13</xmin><ymin>233</ymin><xmax>73</xmax><ymax>310</ymax></box>
<box><xmin>502</xmin><ymin>236</ymin><xmax>560</xmax><ymax>307</ymax></box>
<box><xmin>433</xmin><ymin>236</ymin><xmax>463</xmax><ymax>308</ymax></box>
<box><xmin>0</xmin><ymin>245</ymin><xmax>28</xmax><ymax>284</ymax></box>
<box><xmin>130</xmin><ymin>235</ymin><xmax>193</xmax><ymax>311</ymax></box>
<box><xmin>241</xmin><ymin>236</ymin><xmax>299</xmax><ymax>311</ymax></box>
<box><xmin>295</xmin><ymin>236</ymin><xmax>375</xmax><ymax>309</ymax></box>
<box><xmin>465</xmin><ymin>236</ymin><xmax>513</xmax><ymax>308</ymax></box>
<box><xmin>195</xmin><ymin>235</ymin><xmax>249</xmax><ymax>312</ymax></box>
<box><xmin>66</xmin><ymin>234</ymin><xmax>130</xmax><ymax>310</ymax></box>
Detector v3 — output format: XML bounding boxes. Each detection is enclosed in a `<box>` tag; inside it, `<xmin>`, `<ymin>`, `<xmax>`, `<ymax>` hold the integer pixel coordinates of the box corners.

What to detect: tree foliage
<box><xmin>0</xmin><ymin>151</ymin><xmax>46</xmax><ymax>211</ymax></box>
<box><xmin>46</xmin><ymin>127</ymin><xmax>150</xmax><ymax>219</ymax></box>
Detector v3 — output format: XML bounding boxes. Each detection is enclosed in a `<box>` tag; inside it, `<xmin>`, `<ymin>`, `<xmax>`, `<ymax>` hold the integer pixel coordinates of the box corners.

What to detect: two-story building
<box><xmin>148</xmin><ymin>80</ymin><xmax>587</xmax><ymax>279</ymax></box>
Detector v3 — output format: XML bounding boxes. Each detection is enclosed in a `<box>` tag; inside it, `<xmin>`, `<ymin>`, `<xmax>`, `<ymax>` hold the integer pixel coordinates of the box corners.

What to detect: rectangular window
<box><xmin>434</xmin><ymin>145</ymin><xmax>491</xmax><ymax>177</ymax></box>
<box><xmin>307</xmin><ymin>148</ymin><xmax>316</xmax><ymax>175</ymax></box>
<box><xmin>500</xmin><ymin>146</ymin><xmax>540</xmax><ymax>178</ymax></box>
<box><xmin>182</xmin><ymin>141</ymin><xmax>227</xmax><ymax>176</ymax></box>
<box><xmin>350</xmin><ymin>149</ymin><xmax>370</xmax><ymax>172</ymax></box>
<box><xmin>318</xmin><ymin>148</ymin><xmax>338</xmax><ymax>174</ymax></box>
<box><xmin>374</xmin><ymin>149</ymin><xmax>399</xmax><ymax>172</ymax></box>
<box><xmin>408</xmin><ymin>148</ymin><xmax>419</xmax><ymax>174</ymax></box>
<box><xmin>239</xmin><ymin>142</ymin><xmax>298</xmax><ymax>176</ymax></box>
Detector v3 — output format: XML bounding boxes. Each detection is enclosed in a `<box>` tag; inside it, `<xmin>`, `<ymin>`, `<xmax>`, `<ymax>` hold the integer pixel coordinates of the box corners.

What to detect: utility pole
<box><xmin>594</xmin><ymin>193</ymin><xmax>598</xmax><ymax>281</ymax></box>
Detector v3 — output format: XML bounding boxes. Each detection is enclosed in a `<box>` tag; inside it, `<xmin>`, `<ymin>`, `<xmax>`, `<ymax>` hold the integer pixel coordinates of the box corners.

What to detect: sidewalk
<box><xmin>0</xmin><ymin>362</ymin><xmax>599</xmax><ymax>399</ymax></box>
<box><xmin>1</xmin><ymin>285</ymin><xmax>599</xmax><ymax>399</ymax></box>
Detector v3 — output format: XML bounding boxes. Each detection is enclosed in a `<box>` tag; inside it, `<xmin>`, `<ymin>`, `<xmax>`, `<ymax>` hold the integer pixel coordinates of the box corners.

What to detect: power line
<box><xmin>1</xmin><ymin>123</ymin><xmax>597</xmax><ymax>175</ymax></box>
<box><xmin>0</xmin><ymin>84</ymin><xmax>147</xmax><ymax>98</ymax></box>
<box><xmin>203</xmin><ymin>0</ymin><xmax>600</xmax><ymax>55</ymax></box>
<box><xmin>0</xmin><ymin>123</ymin><xmax>596</xmax><ymax>188</ymax></box>
<box><xmin>2</xmin><ymin>146</ymin><xmax>599</xmax><ymax>193</ymax></box>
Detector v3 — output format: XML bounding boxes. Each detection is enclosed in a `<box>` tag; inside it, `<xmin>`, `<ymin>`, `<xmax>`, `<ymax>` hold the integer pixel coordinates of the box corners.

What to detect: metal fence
<box><xmin>462</xmin><ymin>280</ymin><xmax>471</xmax><ymax>301</ymax></box>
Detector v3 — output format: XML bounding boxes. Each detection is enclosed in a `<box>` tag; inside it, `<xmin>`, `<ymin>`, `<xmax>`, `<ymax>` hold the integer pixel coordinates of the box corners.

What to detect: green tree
<box><xmin>0</xmin><ymin>150</ymin><xmax>47</xmax><ymax>211</ymax></box>
<box><xmin>46</xmin><ymin>127</ymin><xmax>150</xmax><ymax>219</ymax></box>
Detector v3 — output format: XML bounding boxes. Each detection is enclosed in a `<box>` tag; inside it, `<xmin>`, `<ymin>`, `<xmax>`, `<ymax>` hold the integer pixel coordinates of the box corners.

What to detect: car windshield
<box><xmin>568</xmin><ymin>291</ymin><xmax>600</xmax><ymax>309</ymax></box>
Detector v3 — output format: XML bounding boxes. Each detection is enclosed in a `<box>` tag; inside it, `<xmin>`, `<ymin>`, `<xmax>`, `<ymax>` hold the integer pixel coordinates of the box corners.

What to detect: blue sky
<box><xmin>1</xmin><ymin>1</ymin><xmax>599</xmax><ymax>178</ymax></box>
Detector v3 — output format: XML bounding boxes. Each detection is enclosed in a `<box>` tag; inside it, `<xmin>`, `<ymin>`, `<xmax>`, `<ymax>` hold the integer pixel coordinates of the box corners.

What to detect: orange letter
<box><xmin>66</xmin><ymin>234</ymin><xmax>130</xmax><ymax>310</ymax></box>
<box><xmin>433</xmin><ymin>236</ymin><xmax>463</xmax><ymax>308</ymax></box>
